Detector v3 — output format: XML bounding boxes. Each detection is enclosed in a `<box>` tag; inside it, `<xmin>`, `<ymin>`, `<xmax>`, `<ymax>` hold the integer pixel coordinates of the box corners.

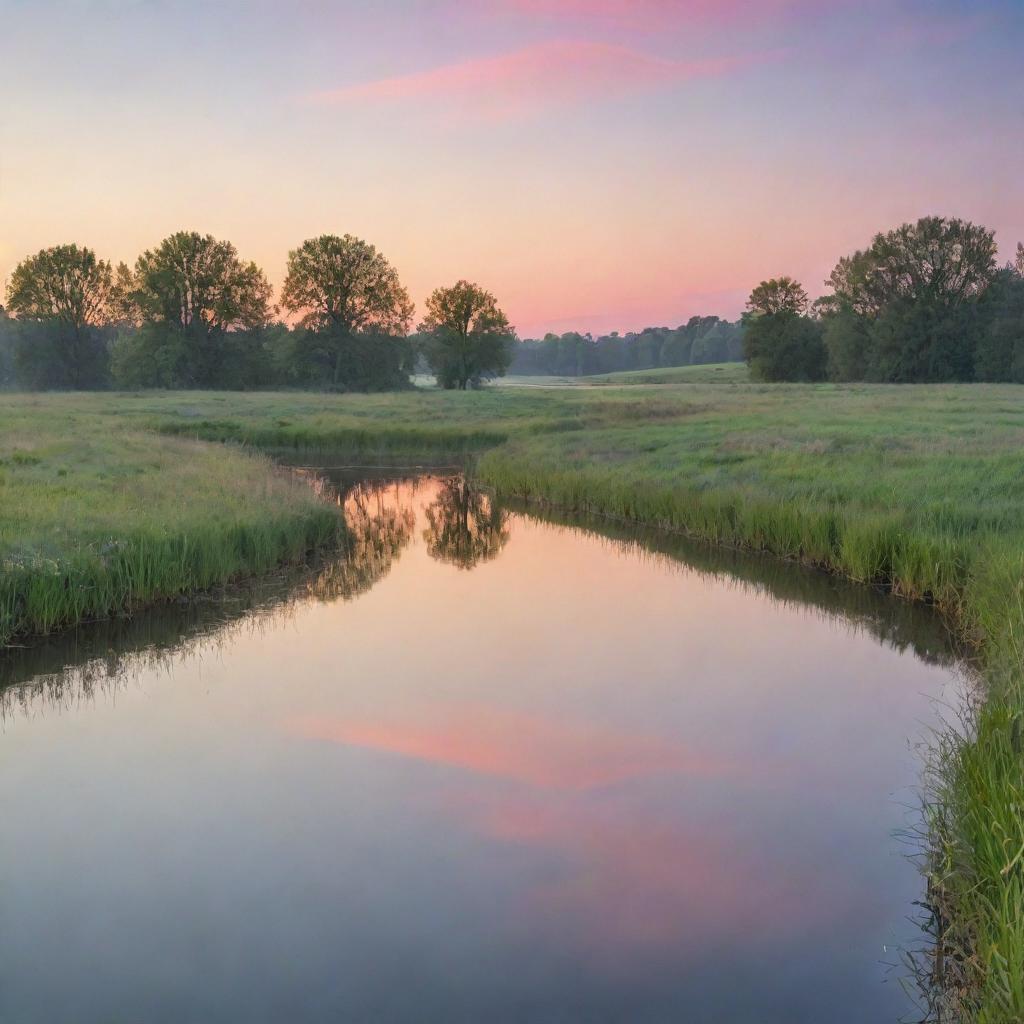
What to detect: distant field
<box><xmin>493</xmin><ymin>363</ymin><xmax>749</xmax><ymax>387</ymax></box>
<box><xmin>583</xmin><ymin>362</ymin><xmax>749</xmax><ymax>385</ymax></box>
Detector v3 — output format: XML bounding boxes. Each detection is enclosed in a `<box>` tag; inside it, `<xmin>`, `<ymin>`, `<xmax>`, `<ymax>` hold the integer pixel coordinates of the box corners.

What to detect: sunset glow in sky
<box><xmin>2</xmin><ymin>0</ymin><xmax>1022</xmax><ymax>336</ymax></box>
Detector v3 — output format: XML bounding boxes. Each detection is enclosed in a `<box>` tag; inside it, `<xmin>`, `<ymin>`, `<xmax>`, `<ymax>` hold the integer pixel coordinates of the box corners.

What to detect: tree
<box><xmin>114</xmin><ymin>231</ymin><xmax>272</xmax><ymax>387</ymax></box>
<box><xmin>823</xmin><ymin>307</ymin><xmax>872</xmax><ymax>381</ymax></box>
<box><xmin>0</xmin><ymin>307</ymin><xmax>16</xmax><ymax>388</ymax></box>
<box><xmin>127</xmin><ymin>231</ymin><xmax>271</xmax><ymax>333</ymax></box>
<box><xmin>746</xmin><ymin>277</ymin><xmax>808</xmax><ymax>317</ymax></box>
<box><xmin>975</xmin><ymin>269</ymin><xmax>1024</xmax><ymax>382</ymax></box>
<box><xmin>743</xmin><ymin>312</ymin><xmax>826</xmax><ymax>382</ymax></box>
<box><xmin>817</xmin><ymin>217</ymin><xmax>1000</xmax><ymax>383</ymax></box>
<box><xmin>280</xmin><ymin>235</ymin><xmax>413</xmax><ymax>389</ymax></box>
<box><xmin>826</xmin><ymin>217</ymin><xmax>998</xmax><ymax>315</ymax></box>
<box><xmin>5</xmin><ymin>244</ymin><xmax>116</xmax><ymax>387</ymax></box>
<box><xmin>420</xmin><ymin>280</ymin><xmax>514</xmax><ymax>389</ymax></box>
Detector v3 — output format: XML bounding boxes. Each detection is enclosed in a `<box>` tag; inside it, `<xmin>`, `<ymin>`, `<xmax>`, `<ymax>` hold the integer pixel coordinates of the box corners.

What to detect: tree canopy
<box><xmin>746</xmin><ymin>277</ymin><xmax>808</xmax><ymax>317</ymax></box>
<box><xmin>419</xmin><ymin>280</ymin><xmax>514</xmax><ymax>389</ymax></box>
<box><xmin>124</xmin><ymin>231</ymin><xmax>272</xmax><ymax>333</ymax></box>
<box><xmin>743</xmin><ymin>278</ymin><xmax>826</xmax><ymax>382</ymax></box>
<box><xmin>750</xmin><ymin>217</ymin><xmax>1019</xmax><ymax>384</ymax></box>
<box><xmin>281</xmin><ymin>235</ymin><xmax>413</xmax><ymax>335</ymax></box>
<box><xmin>278</xmin><ymin>235</ymin><xmax>414</xmax><ymax>390</ymax></box>
<box><xmin>5</xmin><ymin>244</ymin><xmax>117</xmax><ymax>388</ymax></box>
<box><xmin>825</xmin><ymin>217</ymin><xmax>997</xmax><ymax>317</ymax></box>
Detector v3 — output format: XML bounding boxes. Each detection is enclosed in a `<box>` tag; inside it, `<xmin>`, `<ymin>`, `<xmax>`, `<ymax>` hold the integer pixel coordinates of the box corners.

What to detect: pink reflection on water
<box><xmin>288</xmin><ymin>707</ymin><xmax>736</xmax><ymax>790</ymax></box>
<box><xmin>287</xmin><ymin>707</ymin><xmax>844</xmax><ymax>958</ymax></box>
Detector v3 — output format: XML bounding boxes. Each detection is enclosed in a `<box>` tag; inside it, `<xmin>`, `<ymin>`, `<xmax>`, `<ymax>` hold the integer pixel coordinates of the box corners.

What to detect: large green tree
<box><xmin>5</xmin><ymin>244</ymin><xmax>116</xmax><ymax>387</ymax></box>
<box><xmin>420</xmin><ymin>280</ymin><xmax>514</xmax><ymax>389</ymax></box>
<box><xmin>280</xmin><ymin>235</ymin><xmax>413</xmax><ymax>389</ymax></box>
<box><xmin>817</xmin><ymin>217</ymin><xmax>1001</xmax><ymax>382</ymax></box>
<box><xmin>113</xmin><ymin>231</ymin><xmax>272</xmax><ymax>387</ymax></box>
<box><xmin>826</xmin><ymin>217</ymin><xmax>997</xmax><ymax>316</ymax></box>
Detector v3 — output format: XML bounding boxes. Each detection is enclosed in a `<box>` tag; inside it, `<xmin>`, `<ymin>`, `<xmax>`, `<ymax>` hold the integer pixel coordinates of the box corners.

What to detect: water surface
<box><xmin>0</xmin><ymin>471</ymin><xmax>963</xmax><ymax>1023</ymax></box>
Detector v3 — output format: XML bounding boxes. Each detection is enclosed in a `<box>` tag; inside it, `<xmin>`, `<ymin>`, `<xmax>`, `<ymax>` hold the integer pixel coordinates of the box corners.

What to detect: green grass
<box><xmin>583</xmin><ymin>361</ymin><xmax>750</xmax><ymax>385</ymax></box>
<box><xmin>1</xmin><ymin>379</ymin><xmax>1023</xmax><ymax>1019</ymax></box>
<box><xmin>0</xmin><ymin>395</ymin><xmax>343</xmax><ymax>643</ymax></box>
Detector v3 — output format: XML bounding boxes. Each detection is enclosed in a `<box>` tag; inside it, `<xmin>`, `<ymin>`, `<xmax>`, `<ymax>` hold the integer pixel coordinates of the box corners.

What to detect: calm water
<box><xmin>0</xmin><ymin>471</ymin><xmax>964</xmax><ymax>1023</ymax></box>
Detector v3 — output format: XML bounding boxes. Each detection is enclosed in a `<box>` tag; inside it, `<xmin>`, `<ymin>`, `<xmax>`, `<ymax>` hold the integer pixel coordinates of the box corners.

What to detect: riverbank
<box><xmin>0</xmin><ymin>397</ymin><xmax>343</xmax><ymax>644</ymax></box>
<box><xmin>1</xmin><ymin>381</ymin><xmax>1022</xmax><ymax>1019</ymax></box>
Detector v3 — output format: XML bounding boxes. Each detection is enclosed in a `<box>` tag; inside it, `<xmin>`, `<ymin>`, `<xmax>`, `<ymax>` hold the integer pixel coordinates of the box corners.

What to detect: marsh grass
<box><xmin>0</xmin><ymin>404</ymin><xmax>342</xmax><ymax>643</ymax></box>
<box><xmin>2</xmin><ymin>381</ymin><xmax>1024</xmax><ymax>1019</ymax></box>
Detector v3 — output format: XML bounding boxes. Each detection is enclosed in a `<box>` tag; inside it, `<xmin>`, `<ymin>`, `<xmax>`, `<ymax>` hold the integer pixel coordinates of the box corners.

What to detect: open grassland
<box><xmin>584</xmin><ymin>361</ymin><xmax>750</xmax><ymax>385</ymax></box>
<box><xmin>1</xmin><ymin>379</ymin><xmax>1023</xmax><ymax>1019</ymax></box>
<box><xmin>0</xmin><ymin>395</ymin><xmax>342</xmax><ymax>644</ymax></box>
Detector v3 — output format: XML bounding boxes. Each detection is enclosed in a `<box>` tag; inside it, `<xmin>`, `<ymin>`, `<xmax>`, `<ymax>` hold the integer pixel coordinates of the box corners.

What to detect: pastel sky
<box><xmin>1</xmin><ymin>0</ymin><xmax>1022</xmax><ymax>337</ymax></box>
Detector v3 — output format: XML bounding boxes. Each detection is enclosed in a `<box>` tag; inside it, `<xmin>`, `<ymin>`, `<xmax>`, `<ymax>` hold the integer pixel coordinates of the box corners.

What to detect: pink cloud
<box><xmin>475</xmin><ymin>0</ymin><xmax>829</xmax><ymax>30</ymax></box>
<box><xmin>307</xmin><ymin>40</ymin><xmax>758</xmax><ymax>119</ymax></box>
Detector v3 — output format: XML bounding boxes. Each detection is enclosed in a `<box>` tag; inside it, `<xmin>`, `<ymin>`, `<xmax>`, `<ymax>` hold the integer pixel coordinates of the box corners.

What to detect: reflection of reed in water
<box><xmin>510</xmin><ymin>500</ymin><xmax>965</xmax><ymax>670</ymax></box>
<box><xmin>423</xmin><ymin>477</ymin><xmax>510</xmax><ymax>570</ymax></box>
<box><xmin>0</xmin><ymin>477</ymin><xmax>418</xmax><ymax>720</ymax></box>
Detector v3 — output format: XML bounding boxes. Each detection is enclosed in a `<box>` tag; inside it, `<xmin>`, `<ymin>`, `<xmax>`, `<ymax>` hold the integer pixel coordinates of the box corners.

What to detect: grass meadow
<box><xmin>1</xmin><ymin>376</ymin><xmax>1023</xmax><ymax>1019</ymax></box>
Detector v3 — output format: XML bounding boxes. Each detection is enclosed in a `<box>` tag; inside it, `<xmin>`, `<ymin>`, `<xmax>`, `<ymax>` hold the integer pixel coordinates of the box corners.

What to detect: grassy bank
<box><xmin>1</xmin><ymin>381</ymin><xmax>1023</xmax><ymax>1018</ymax></box>
<box><xmin>0</xmin><ymin>395</ymin><xmax>343</xmax><ymax>644</ymax></box>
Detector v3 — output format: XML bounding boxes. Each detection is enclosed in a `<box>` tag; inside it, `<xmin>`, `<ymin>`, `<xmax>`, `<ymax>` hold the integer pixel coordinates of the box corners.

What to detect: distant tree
<box><xmin>5</xmin><ymin>244</ymin><xmax>116</xmax><ymax>387</ymax></box>
<box><xmin>823</xmin><ymin>307</ymin><xmax>872</xmax><ymax>381</ymax></box>
<box><xmin>113</xmin><ymin>231</ymin><xmax>272</xmax><ymax>388</ymax></box>
<box><xmin>869</xmin><ymin>300</ymin><xmax>979</xmax><ymax>382</ymax></box>
<box><xmin>420</xmin><ymin>280</ymin><xmax>514</xmax><ymax>389</ymax></box>
<box><xmin>0</xmin><ymin>307</ymin><xmax>16</xmax><ymax>388</ymax></box>
<box><xmin>280</xmin><ymin>234</ymin><xmax>413</xmax><ymax>389</ymax></box>
<box><xmin>744</xmin><ymin>313</ymin><xmax>826</xmax><ymax>382</ymax></box>
<box><xmin>743</xmin><ymin>277</ymin><xmax>825</xmax><ymax>382</ymax></box>
<box><xmin>975</xmin><ymin>269</ymin><xmax>1024</xmax><ymax>382</ymax></box>
<box><xmin>746</xmin><ymin>277</ymin><xmax>808</xmax><ymax>317</ymax></box>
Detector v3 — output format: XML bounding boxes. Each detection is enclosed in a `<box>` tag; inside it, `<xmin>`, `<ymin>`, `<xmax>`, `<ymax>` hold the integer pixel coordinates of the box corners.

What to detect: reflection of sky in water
<box><xmin>0</xmin><ymin>476</ymin><xmax>964</xmax><ymax>1023</ymax></box>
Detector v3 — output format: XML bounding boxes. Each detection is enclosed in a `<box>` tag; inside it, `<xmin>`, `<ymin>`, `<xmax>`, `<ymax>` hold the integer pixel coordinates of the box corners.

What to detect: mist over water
<box><xmin>0</xmin><ymin>472</ymin><xmax>965</xmax><ymax>1023</ymax></box>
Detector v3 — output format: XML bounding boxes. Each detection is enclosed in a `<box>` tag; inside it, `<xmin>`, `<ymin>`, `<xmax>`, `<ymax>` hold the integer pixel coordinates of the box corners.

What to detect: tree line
<box><xmin>0</xmin><ymin>233</ymin><xmax>515</xmax><ymax>391</ymax></box>
<box><xmin>509</xmin><ymin>317</ymin><xmax>744</xmax><ymax>376</ymax></box>
<box><xmin>744</xmin><ymin>216</ymin><xmax>1024</xmax><ymax>383</ymax></box>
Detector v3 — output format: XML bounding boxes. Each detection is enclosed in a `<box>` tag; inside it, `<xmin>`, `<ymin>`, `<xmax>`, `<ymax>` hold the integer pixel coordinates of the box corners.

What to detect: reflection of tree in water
<box><xmin>423</xmin><ymin>477</ymin><xmax>509</xmax><ymax>570</ymax></box>
<box><xmin>325</xmin><ymin>480</ymin><xmax>415</xmax><ymax>599</ymax></box>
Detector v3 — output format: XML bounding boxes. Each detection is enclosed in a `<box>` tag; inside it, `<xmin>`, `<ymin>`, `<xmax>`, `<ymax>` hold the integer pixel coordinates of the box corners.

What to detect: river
<box><xmin>0</xmin><ymin>469</ymin><xmax>964</xmax><ymax>1023</ymax></box>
